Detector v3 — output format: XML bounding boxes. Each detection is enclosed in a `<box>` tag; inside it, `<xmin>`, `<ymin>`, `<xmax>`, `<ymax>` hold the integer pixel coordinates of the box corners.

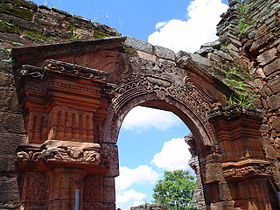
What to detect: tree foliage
<box><xmin>152</xmin><ymin>170</ymin><xmax>196</xmax><ymax>210</ymax></box>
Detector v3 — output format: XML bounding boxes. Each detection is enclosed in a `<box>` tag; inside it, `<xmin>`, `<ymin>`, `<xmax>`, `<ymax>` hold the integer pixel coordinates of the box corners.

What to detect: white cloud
<box><xmin>116</xmin><ymin>189</ymin><xmax>146</xmax><ymax>210</ymax></box>
<box><xmin>148</xmin><ymin>0</ymin><xmax>228</xmax><ymax>52</ymax></box>
<box><xmin>152</xmin><ymin>138</ymin><xmax>191</xmax><ymax>171</ymax></box>
<box><xmin>116</xmin><ymin>165</ymin><xmax>159</xmax><ymax>191</ymax></box>
<box><xmin>122</xmin><ymin>106</ymin><xmax>181</xmax><ymax>132</ymax></box>
<box><xmin>115</xmin><ymin>165</ymin><xmax>159</xmax><ymax>210</ymax></box>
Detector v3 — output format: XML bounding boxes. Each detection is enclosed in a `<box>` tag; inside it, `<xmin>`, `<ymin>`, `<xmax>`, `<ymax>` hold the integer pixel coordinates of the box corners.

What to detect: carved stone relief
<box><xmin>102</xmin><ymin>56</ymin><xmax>217</xmax><ymax>146</ymax></box>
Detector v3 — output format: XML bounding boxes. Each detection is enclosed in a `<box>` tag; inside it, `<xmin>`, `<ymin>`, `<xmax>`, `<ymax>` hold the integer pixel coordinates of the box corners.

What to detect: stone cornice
<box><xmin>207</xmin><ymin>104</ymin><xmax>263</xmax><ymax>122</ymax></box>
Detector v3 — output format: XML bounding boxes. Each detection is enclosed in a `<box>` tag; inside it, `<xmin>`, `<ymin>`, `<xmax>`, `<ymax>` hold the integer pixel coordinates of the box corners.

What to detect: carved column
<box><xmin>17</xmin><ymin>60</ymin><xmax>112</xmax><ymax>209</ymax></box>
<box><xmin>47</xmin><ymin>168</ymin><xmax>86</xmax><ymax>210</ymax></box>
<box><xmin>186</xmin><ymin>134</ymin><xmax>207</xmax><ymax>210</ymax></box>
<box><xmin>207</xmin><ymin>105</ymin><xmax>277</xmax><ymax>209</ymax></box>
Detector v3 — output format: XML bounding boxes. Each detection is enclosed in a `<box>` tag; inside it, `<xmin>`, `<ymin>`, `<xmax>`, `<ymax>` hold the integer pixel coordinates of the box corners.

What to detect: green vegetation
<box><xmin>0</xmin><ymin>3</ymin><xmax>34</xmax><ymax>21</ymax></box>
<box><xmin>0</xmin><ymin>48</ymin><xmax>13</xmax><ymax>64</ymax></box>
<box><xmin>237</xmin><ymin>1</ymin><xmax>251</xmax><ymax>36</ymax></box>
<box><xmin>23</xmin><ymin>30</ymin><xmax>52</xmax><ymax>43</ymax></box>
<box><xmin>11</xmin><ymin>42</ymin><xmax>24</xmax><ymax>46</ymax></box>
<box><xmin>226</xmin><ymin>93</ymin><xmax>256</xmax><ymax>108</ymax></box>
<box><xmin>0</xmin><ymin>20</ymin><xmax>20</xmax><ymax>34</ymax></box>
<box><xmin>238</xmin><ymin>17</ymin><xmax>250</xmax><ymax>35</ymax></box>
<box><xmin>94</xmin><ymin>30</ymin><xmax>110</xmax><ymax>38</ymax></box>
<box><xmin>213</xmin><ymin>63</ymin><xmax>255</xmax><ymax>108</ymax></box>
<box><xmin>152</xmin><ymin>170</ymin><xmax>196</xmax><ymax>210</ymax></box>
<box><xmin>67</xmin><ymin>24</ymin><xmax>87</xmax><ymax>40</ymax></box>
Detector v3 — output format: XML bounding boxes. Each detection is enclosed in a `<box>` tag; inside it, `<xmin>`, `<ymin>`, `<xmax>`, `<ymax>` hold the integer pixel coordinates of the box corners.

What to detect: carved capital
<box><xmin>16</xmin><ymin>140</ymin><xmax>110</xmax><ymax>174</ymax></box>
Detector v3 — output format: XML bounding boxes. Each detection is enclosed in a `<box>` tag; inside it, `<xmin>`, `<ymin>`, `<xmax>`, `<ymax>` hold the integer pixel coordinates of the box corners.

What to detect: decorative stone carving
<box><xmin>222</xmin><ymin>160</ymin><xmax>272</xmax><ymax>180</ymax></box>
<box><xmin>102</xmin><ymin>56</ymin><xmax>216</xmax><ymax>144</ymax></box>
<box><xmin>16</xmin><ymin>140</ymin><xmax>110</xmax><ymax>172</ymax></box>
<box><xmin>43</xmin><ymin>59</ymin><xmax>109</xmax><ymax>81</ymax></box>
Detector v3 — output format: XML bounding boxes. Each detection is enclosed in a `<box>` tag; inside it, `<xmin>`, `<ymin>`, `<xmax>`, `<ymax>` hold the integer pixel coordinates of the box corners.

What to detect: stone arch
<box><xmin>11</xmin><ymin>37</ymin><xmax>278</xmax><ymax>209</ymax></box>
<box><xmin>103</xmin><ymin>88</ymin><xmax>213</xmax><ymax>148</ymax></box>
<box><xmin>102</xmin><ymin>55</ymin><xmax>218</xmax><ymax>149</ymax></box>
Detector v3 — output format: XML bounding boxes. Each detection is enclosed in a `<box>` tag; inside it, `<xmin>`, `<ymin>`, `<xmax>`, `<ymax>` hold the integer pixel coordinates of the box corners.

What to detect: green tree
<box><xmin>152</xmin><ymin>170</ymin><xmax>196</xmax><ymax>210</ymax></box>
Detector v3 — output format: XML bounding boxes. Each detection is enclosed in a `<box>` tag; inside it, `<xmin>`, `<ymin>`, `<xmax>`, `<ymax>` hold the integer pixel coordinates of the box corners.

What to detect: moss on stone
<box><xmin>0</xmin><ymin>20</ymin><xmax>20</xmax><ymax>34</ymax></box>
<box><xmin>94</xmin><ymin>30</ymin><xmax>110</xmax><ymax>38</ymax></box>
<box><xmin>23</xmin><ymin>30</ymin><xmax>52</xmax><ymax>43</ymax></box>
<box><xmin>123</xmin><ymin>48</ymin><xmax>137</xmax><ymax>55</ymax></box>
<box><xmin>0</xmin><ymin>3</ymin><xmax>35</xmax><ymax>21</ymax></box>
<box><xmin>11</xmin><ymin>42</ymin><xmax>24</xmax><ymax>46</ymax></box>
<box><xmin>1</xmin><ymin>58</ymin><xmax>13</xmax><ymax>64</ymax></box>
<box><xmin>1</xmin><ymin>0</ymin><xmax>37</xmax><ymax>10</ymax></box>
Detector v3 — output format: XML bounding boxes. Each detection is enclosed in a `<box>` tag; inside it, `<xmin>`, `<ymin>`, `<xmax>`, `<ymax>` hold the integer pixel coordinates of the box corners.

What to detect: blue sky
<box><xmin>31</xmin><ymin>0</ymin><xmax>229</xmax><ymax>209</ymax></box>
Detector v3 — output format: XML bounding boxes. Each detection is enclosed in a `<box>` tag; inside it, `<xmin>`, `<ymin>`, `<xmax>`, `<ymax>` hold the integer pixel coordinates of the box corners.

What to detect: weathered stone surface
<box><xmin>0</xmin><ymin>155</ymin><xmax>15</xmax><ymax>172</ymax></box>
<box><xmin>2</xmin><ymin>114</ymin><xmax>25</xmax><ymax>134</ymax></box>
<box><xmin>124</xmin><ymin>36</ymin><xmax>153</xmax><ymax>54</ymax></box>
<box><xmin>0</xmin><ymin>133</ymin><xmax>24</xmax><ymax>155</ymax></box>
<box><xmin>268</xmin><ymin>93</ymin><xmax>280</xmax><ymax>110</ymax></box>
<box><xmin>263</xmin><ymin>59</ymin><xmax>280</xmax><ymax>76</ymax></box>
<box><xmin>271</xmin><ymin>118</ymin><xmax>280</xmax><ymax>132</ymax></box>
<box><xmin>0</xmin><ymin>174</ymin><xmax>20</xmax><ymax>208</ymax></box>
<box><xmin>256</xmin><ymin>48</ymin><xmax>277</xmax><ymax>66</ymax></box>
<box><xmin>267</xmin><ymin>74</ymin><xmax>280</xmax><ymax>94</ymax></box>
<box><xmin>154</xmin><ymin>45</ymin><xmax>175</xmax><ymax>60</ymax></box>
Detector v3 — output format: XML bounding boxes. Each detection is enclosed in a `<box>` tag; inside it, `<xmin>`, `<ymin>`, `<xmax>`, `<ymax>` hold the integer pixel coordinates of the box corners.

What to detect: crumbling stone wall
<box><xmin>196</xmin><ymin>0</ymin><xmax>280</xmax><ymax>187</ymax></box>
<box><xmin>0</xmin><ymin>0</ymin><xmax>119</xmax><ymax>208</ymax></box>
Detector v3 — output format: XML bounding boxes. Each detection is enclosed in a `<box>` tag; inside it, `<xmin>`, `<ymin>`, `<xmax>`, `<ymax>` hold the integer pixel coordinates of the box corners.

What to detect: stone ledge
<box><xmin>207</xmin><ymin>104</ymin><xmax>263</xmax><ymax>122</ymax></box>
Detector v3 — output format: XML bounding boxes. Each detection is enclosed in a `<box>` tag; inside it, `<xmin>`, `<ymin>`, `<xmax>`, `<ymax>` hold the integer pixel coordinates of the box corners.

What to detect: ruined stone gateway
<box><xmin>0</xmin><ymin>0</ymin><xmax>279</xmax><ymax>209</ymax></box>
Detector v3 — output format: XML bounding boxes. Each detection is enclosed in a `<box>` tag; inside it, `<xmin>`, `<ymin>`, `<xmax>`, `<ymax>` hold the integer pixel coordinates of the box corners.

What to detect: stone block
<box><xmin>154</xmin><ymin>45</ymin><xmax>175</xmax><ymax>60</ymax></box>
<box><xmin>0</xmin><ymin>133</ymin><xmax>24</xmax><ymax>155</ymax></box>
<box><xmin>271</xmin><ymin>118</ymin><xmax>280</xmax><ymax>132</ymax></box>
<box><xmin>263</xmin><ymin>59</ymin><xmax>280</xmax><ymax>76</ymax></box>
<box><xmin>0</xmin><ymin>88</ymin><xmax>20</xmax><ymax>113</ymax></box>
<box><xmin>0</xmin><ymin>3</ymin><xmax>35</xmax><ymax>21</ymax></box>
<box><xmin>264</xmin><ymin>145</ymin><xmax>277</xmax><ymax>160</ymax></box>
<box><xmin>213</xmin><ymin>50</ymin><xmax>234</xmax><ymax>61</ymax></box>
<box><xmin>249</xmin><ymin>34</ymin><xmax>274</xmax><ymax>54</ymax></box>
<box><xmin>103</xmin><ymin>177</ymin><xmax>115</xmax><ymax>203</ymax></box>
<box><xmin>268</xmin><ymin>93</ymin><xmax>280</xmax><ymax>110</ymax></box>
<box><xmin>3</xmin><ymin>114</ymin><xmax>25</xmax><ymax>134</ymax></box>
<box><xmin>0</xmin><ymin>155</ymin><xmax>16</xmax><ymax>172</ymax></box>
<box><xmin>124</xmin><ymin>37</ymin><xmax>153</xmax><ymax>54</ymax></box>
<box><xmin>0</xmin><ymin>174</ymin><xmax>20</xmax><ymax>207</ymax></box>
<box><xmin>257</xmin><ymin>48</ymin><xmax>277</xmax><ymax>66</ymax></box>
<box><xmin>267</xmin><ymin>74</ymin><xmax>280</xmax><ymax>94</ymax></box>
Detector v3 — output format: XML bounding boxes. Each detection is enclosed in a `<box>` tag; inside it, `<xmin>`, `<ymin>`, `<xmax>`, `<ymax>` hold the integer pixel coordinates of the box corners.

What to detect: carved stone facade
<box><xmin>9</xmin><ymin>35</ymin><xmax>278</xmax><ymax>209</ymax></box>
<box><xmin>0</xmin><ymin>0</ymin><xmax>279</xmax><ymax>209</ymax></box>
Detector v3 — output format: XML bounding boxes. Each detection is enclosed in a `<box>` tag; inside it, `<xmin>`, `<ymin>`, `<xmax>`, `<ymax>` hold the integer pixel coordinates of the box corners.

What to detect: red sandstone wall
<box><xmin>196</xmin><ymin>0</ymin><xmax>280</xmax><ymax>186</ymax></box>
<box><xmin>0</xmin><ymin>0</ymin><xmax>119</xmax><ymax>208</ymax></box>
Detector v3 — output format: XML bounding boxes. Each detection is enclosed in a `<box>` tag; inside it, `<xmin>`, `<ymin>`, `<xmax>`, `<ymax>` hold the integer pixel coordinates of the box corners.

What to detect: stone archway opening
<box><xmin>116</xmin><ymin>105</ymin><xmax>198</xmax><ymax>209</ymax></box>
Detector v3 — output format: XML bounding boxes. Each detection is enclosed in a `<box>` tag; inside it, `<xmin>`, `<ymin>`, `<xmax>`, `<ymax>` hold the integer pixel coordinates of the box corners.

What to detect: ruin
<box><xmin>0</xmin><ymin>0</ymin><xmax>279</xmax><ymax>209</ymax></box>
